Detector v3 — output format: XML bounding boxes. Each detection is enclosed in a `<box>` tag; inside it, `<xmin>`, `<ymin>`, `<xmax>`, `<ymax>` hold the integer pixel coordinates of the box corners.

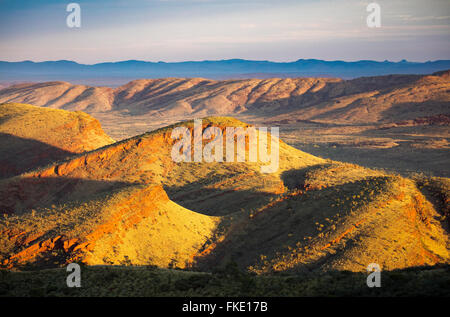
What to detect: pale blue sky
<box><xmin>0</xmin><ymin>0</ymin><xmax>449</xmax><ymax>63</ymax></box>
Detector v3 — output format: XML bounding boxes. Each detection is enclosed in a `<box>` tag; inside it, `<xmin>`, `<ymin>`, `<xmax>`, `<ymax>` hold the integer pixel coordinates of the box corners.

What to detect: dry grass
<box><xmin>0</xmin><ymin>114</ymin><xmax>448</xmax><ymax>276</ymax></box>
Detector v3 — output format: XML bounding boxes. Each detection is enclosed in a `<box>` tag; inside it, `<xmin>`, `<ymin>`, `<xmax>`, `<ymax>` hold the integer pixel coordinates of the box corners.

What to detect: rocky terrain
<box><xmin>0</xmin><ymin>70</ymin><xmax>448</xmax><ymax>124</ymax></box>
<box><xmin>0</xmin><ymin>106</ymin><xmax>448</xmax><ymax>276</ymax></box>
<box><xmin>4</xmin><ymin>71</ymin><xmax>444</xmax><ymax>178</ymax></box>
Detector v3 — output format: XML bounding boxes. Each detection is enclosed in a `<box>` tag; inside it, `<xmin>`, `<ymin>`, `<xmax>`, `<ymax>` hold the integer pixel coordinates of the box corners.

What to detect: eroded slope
<box><xmin>0</xmin><ymin>71</ymin><xmax>448</xmax><ymax>124</ymax></box>
<box><xmin>0</xmin><ymin>116</ymin><xmax>448</xmax><ymax>274</ymax></box>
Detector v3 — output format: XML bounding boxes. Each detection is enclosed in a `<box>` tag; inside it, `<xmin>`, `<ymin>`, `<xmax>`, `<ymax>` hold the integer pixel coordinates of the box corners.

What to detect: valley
<box><xmin>0</xmin><ymin>70</ymin><xmax>448</xmax><ymax>296</ymax></box>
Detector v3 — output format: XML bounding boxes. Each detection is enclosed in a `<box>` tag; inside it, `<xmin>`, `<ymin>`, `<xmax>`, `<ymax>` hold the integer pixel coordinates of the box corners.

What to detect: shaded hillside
<box><xmin>0</xmin><ymin>115</ymin><xmax>448</xmax><ymax>273</ymax></box>
<box><xmin>0</xmin><ymin>71</ymin><xmax>448</xmax><ymax>124</ymax></box>
<box><xmin>269</xmin><ymin>71</ymin><xmax>450</xmax><ymax>124</ymax></box>
<box><xmin>0</xmin><ymin>103</ymin><xmax>114</xmax><ymax>178</ymax></box>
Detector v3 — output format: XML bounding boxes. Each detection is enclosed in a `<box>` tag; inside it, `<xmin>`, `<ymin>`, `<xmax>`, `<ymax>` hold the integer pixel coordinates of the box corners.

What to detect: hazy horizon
<box><xmin>2</xmin><ymin>57</ymin><xmax>450</xmax><ymax>64</ymax></box>
<box><xmin>0</xmin><ymin>0</ymin><xmax>449</xmax><ymax>63</ymax></box>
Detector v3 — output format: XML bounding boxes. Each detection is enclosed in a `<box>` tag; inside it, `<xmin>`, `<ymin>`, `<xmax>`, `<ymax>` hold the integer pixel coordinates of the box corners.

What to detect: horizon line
<box><xmin>2</xmin><ymin>58</ymin><xmax>450</xmax><ymax>66</ymax></box>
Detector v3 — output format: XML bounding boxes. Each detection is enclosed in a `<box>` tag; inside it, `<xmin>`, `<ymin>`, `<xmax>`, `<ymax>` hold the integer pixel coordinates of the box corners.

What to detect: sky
<box><xmin>0</xmin><ymin>0</ymin><xmax>449</xmax><ymax>63</ymax></box>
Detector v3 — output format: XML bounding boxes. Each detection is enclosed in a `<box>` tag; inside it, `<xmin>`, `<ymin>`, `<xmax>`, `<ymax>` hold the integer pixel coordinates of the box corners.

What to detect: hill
<box><xmin>0</xmin><ymin>71</ymin><xmax>448</xmax><ymax>125</ymax></box>
<box><xmin>0</xmin><ymin>114</ymin><xmax>448</xmax><ymax>274</ymax></box>
<box><xmin>268</xmin><ymin>70</ymin><xmax>450</xmax><ymax>124</ymax></box>
<box><xmin>0</xmin><ymin>103</ymin><xmax>114</xmax><ymax>179</ymax></box>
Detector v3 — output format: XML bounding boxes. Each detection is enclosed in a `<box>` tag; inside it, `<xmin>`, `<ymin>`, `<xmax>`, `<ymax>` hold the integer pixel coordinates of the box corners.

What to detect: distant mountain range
<box><xmin>1</xmin><ymin>59</ymin><xmax>450</xmax><ymax>86</ymax></box>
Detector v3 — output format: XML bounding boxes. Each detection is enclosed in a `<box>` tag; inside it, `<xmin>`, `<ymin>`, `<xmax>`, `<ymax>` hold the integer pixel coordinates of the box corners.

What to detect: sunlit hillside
<box><xmin>0</xmin><ymin>103</ymin><xmax>114</xmax><ymax>179</ymax></box>
<box><xmin>0</xmin><ymin>106</ymin><xmax>448</xmax><ymax>275</ymax></box>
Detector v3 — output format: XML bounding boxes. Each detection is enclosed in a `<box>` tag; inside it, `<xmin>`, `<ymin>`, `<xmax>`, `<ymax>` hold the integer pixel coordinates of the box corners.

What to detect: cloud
<box><xmin>392</xmin><ymin>15</ymin><xmax>450</xmax><ymax>22</ymax></box>
<box><xmin>239</xmin><ymin>23</ymin><xmax>257</xmax><ymax>29</ymax></box>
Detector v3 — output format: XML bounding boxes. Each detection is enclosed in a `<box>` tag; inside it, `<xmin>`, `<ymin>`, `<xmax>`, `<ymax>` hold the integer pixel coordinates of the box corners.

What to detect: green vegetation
<box><xmin>1</xmin><ymin>264</ymin><xmax>449</xmax><ymax>297</ymax></box>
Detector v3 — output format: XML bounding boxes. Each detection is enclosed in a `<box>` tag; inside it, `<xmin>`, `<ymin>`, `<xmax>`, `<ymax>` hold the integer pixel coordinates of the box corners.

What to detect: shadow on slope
<box><xmin>191</xmin><ymin>175</ymin><xmax>389</xmax><ymax>272</ymax></box>
<box><xmin>0</xmin><ymin>176</ymin><xmax>134</xmax><ymax>215</ymax></box>
<box><xmin>164</xmin><ymin>174</ymin><xmax>281</xmax><ymax>217</ymax></box>
<box><xmin>0</xmin><ymin>133</ymin><xmax>75</xmax><ymax>179</ymax></box>
<box><xmin>191</xmin><ymin>166</ymin><xmax>449</xmax><ymax>274</ymax></box>
<box><xmin>380</xmin><ymin>100</ymin><xmax>450</xmax><ymax>123</ymax></box>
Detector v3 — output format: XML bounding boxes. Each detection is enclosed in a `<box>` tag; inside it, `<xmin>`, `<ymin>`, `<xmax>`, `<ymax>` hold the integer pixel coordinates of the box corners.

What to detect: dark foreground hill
<box><xmin>1</xmin><ymin>264</ymin><xmax>449</xmax><ymax>297</ymax></box>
